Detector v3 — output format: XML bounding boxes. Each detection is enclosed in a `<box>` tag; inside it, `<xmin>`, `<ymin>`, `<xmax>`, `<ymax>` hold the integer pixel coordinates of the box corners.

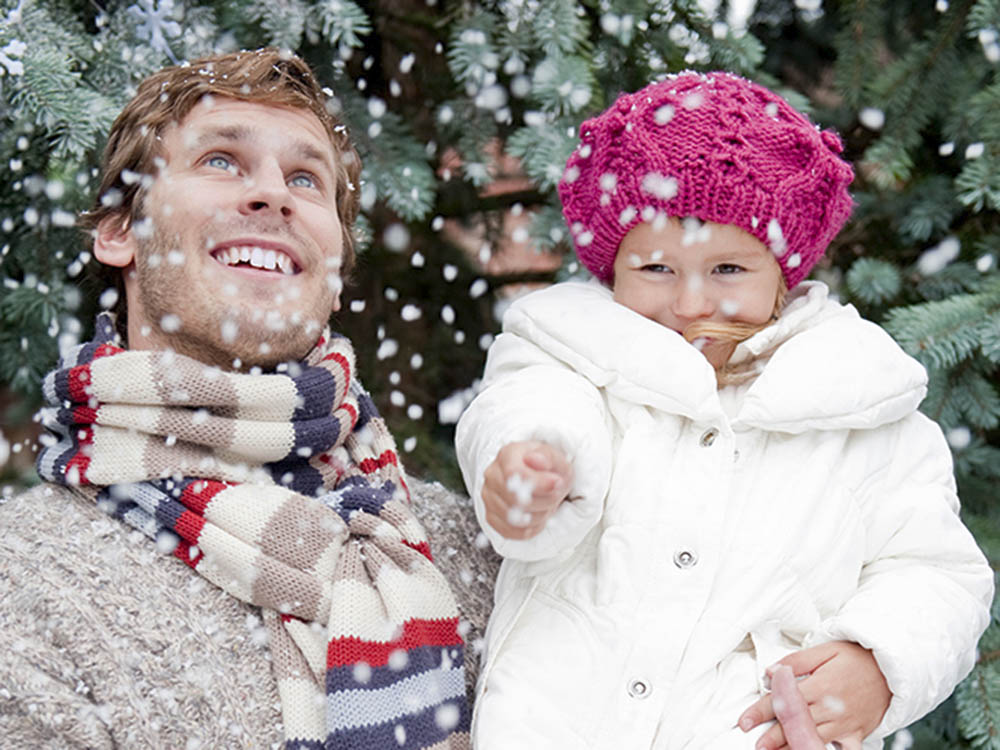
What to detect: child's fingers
<box><xmin>523</xmin><ymin>444</ymin><xmax>573</xmax><ymax>485</ymax></box>
<box><xmin>482</xmin><ymin>486</ymin><xmax>547</xmax><ymax>539</ymax></box>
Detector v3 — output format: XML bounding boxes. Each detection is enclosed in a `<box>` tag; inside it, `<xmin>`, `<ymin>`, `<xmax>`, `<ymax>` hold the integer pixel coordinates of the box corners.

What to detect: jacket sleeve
<box><xmin>455</xmin><ymin>330</ymin><xmax>613</xmax><ymax>562</ymax></box>
<box><xmin>814</xmin><ymin>412</ymin><xmax>994</xmax><ymax>739</ymax></box>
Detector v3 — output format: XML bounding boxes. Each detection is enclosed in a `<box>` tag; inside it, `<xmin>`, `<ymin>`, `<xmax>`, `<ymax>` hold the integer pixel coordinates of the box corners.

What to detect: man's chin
<box><xmin>162</xmin><ymin>331</ymin><xmax>321</xmax><ymax>371</ymax></box>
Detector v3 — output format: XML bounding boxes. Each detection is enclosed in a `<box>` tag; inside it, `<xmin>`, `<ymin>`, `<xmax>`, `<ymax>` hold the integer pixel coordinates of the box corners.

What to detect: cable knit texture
<box><xmin>0</xmin><ymin>478</ymin><xmax>498</xmax><ymax>749</ymax></box>
<box><xmin>558</xmin><ymin>71</ymin><xmax>855</xmax><ymax>287</ymax></box>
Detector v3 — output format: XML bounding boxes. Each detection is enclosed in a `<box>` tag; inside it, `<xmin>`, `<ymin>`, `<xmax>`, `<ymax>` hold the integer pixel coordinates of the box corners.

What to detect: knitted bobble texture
<box><xmin>558</xmin><ymin>72</ymin><xmax>855</xmax><ymax>288</ymax></box>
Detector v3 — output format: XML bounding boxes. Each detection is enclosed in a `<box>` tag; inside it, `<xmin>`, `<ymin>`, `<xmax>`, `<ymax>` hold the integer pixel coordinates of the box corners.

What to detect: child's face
<box><xmin>612</xmin><ymin>217</ymin><xmax>783</xmax><ymax>369</ymax></box>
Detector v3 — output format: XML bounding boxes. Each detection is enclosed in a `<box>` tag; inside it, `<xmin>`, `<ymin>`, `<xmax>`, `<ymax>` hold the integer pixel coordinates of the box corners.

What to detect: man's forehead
<box><xmin>166</xmin><ymin>95</ymin><xmax>336</xmax><ymax>160</ymax></box>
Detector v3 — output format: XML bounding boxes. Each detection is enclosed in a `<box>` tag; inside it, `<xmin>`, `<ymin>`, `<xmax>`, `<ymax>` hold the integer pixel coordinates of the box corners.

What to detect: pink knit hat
<box><xmin>558</xmin><ymin>71</ymin><xmax>855</xmax><ymax>288</ymax></box>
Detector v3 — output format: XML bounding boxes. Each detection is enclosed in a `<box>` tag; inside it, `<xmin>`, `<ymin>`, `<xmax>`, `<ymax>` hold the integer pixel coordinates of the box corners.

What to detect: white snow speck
<box><xmin>917</xmin><ymin>236</ymin><xmax>960</xmax><ymax>275</ymax></box>
<box><xmin>946</xmin><ymin>426</ymin><xmax>971</xmax><ymax>450</ymax></box>
<box><xmin>353</xmin><ymin>662</ymin><xmax>372</xmax><ymax>684</ymax></box>
<box><xmin>641</xmin><ymin>172</ymin><xmax>678</xmax><ymax>200</ymax></box>
<box><xmin>767</xmin><ymin>218</ymin><xmax>787</xmax><ymax>257</ymax></box>
<box><xmin>939</xmin><ymin>142</ymin><xmax>955</xmax><ymax>156</ymax></box>
<box><xmin>376</xmin><ymin>339</ymin><xmax>399</xmax><ymax>360</ymax></box>
<box><xmin>160</xmin><ymin>314</ymin><xmax>181</xmax><ymax>333</ymax></box>
<box><xmin>682</xmin><ymin>92</ymin><xmax>704</xmax><ymax>110</ymax></box>
<box><xmin>99</xmin><ymin>288</ymin><xmax>119</xmax><ymax>310</ymax></box>
<box><xmin>387</xmin><ymin>649</ymin><xmax>408</xmax><ymax>670</ymax></box>
<box><xmin>859</xmin><ymin>107</ymin><xmax>885</xmax><ymax>130</ymax></box>
<box><xmin>681</xmin><ymin>217</ymin><xmax>711</xmax><ymax>246</ymax></box>
<box><xmin>400</xmin><ymin>304</ymin><xmax>422</xmax><ymax>321</ymax></box>
<box><xmin>435</xmin><ymin>703</ymin><xmax>460</xmax><ymax>731</ymax></box>
<box><xmin>619</xmin><ymin>206</ymin><xmax>637</xmax><ymax>225</ymax></box>
<box><xmin>506</xmin><ymin>473</ymin><xmax>535</xmax><ymax>505</ymax></box>
<box><xmin>383</xmin><ymin>223</ymin><xmax>410</xmax><ymax>251</ymax></box>
<box><xmin>965</xmin><ymin>142</ymin><xmax>985</xmax><ymax>159</ymax></box>
<box><xmin>469</xmin><ymin>278</ymin><xmax>488</xmax><ymax>298</ymax></box>
<box><xmin>720</xmin><ymin>299</ymin><xmax>741</xmax><ymax>316</ymax></box>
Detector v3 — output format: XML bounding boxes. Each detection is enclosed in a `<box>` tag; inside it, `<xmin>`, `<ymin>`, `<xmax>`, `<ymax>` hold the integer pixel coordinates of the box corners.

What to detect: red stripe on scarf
<box><xmin>325</xmin><ymin>617</ymin><xmax>463</xmax><ymax>668</ymax></box>
<box><xmin>358</xmin><ymin>449</ymin><xmax>398</xmax><ymax>475</ymax></box>
<box><xmin>63</xmin><ymin>426</ymin><xmax>94</xmax><ymax>483</ymax></box>
<box><xmin>173</xmin><ymin>540</ymin><xmax>204</xmax><ymax>568</ymax></box>
<box><xmin>67</xmin><ymin>364</ymin><xmax>92</xmax><ymax>403</ymax></box>
<box><xmin>403</xmin><ymin>539</ymin><xmax>433</xmax><ymax>561</ymax></box>
<box><xmin>73</xmin><ymin>406</ymin><xmax>98</xmax><ymax>425</ymax></box>
<box><xmin>93</xmin><ymin>343</ymin><xmax>124</xmax><ymax>359</ymax></box>
<box><xmin>181</xmin><ymin>479</ymin><xmax>229</xmax><ymax>515</ymax></box>
<box><xmin>174</xmin><ymin>509</ymin><xmax>206</xmax><ymax>543</ymax></box>
<box><xmin>342</xmin><ymin>401</ymin><xmax>358</xmax><ymax>430</ymax></box>
<box><xmin>322</xmin><ymin>351</ymin><xmax>352</xmax><ymax>401</ymax></box>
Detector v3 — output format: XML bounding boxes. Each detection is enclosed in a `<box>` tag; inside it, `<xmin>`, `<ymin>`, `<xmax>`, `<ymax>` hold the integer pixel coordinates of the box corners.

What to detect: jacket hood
<box><xmin>500</xmin><ymin>280</ymin><xmax>928</xmax><ymax>433</ymax></box>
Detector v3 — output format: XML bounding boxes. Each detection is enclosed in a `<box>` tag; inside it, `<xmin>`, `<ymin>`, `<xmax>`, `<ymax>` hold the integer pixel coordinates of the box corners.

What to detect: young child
<box><xmin>455</xmin><ymin>71</ymin><xmax>993</xmax><ymax>750</ymax></box>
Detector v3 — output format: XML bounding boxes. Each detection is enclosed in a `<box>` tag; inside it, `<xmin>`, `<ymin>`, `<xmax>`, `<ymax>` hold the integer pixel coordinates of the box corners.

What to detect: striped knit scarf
<box><xmin>37</xmin><ymin>313</ymin><xmax>471</xmax><ymax>750</ymax></box>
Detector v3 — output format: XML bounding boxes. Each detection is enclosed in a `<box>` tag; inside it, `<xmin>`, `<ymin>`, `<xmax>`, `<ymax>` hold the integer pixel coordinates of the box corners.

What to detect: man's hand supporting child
<box><xmin>739</xmin><ymin>640</ymin><xmax>890</xmax><ymax>750</ymax></box>
<box><xmin>482</xmin><ymin>441</ymin><xmax>573</xmax><ymax>540</ymax></box>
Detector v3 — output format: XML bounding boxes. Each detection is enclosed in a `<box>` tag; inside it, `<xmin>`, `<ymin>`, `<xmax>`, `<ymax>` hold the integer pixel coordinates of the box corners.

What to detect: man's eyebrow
<box><xmin>189</xmin><ymin>124</ymin><xmax>253</xmax><ymax>149</ymax></box>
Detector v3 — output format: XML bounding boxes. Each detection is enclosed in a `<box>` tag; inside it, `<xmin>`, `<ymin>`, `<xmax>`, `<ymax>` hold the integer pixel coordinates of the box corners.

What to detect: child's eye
<box><xmin>289</xmin><ymin>173</ymin><xmax>318</xmax><ymax>189</ymax></box>
<box><xmin>641</xmin><ymin>263</ymin><xmax>673</xmax><ymax>273</ymax></box>
<box><xmin>714</xmin><ymin>263</ymin><xmax>745</xmax><ymax>274</ymax></box>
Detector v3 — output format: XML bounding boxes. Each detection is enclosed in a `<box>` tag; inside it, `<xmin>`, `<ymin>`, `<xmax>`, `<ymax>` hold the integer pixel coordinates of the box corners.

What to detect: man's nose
<box><xmin>239</xmin><ymin>161</ymin><xmax>293</xmax><ymax>218</ymax></box>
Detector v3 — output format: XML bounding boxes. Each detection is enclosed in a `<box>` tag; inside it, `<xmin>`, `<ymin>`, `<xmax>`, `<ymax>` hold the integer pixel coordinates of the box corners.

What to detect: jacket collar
<box><xmin>501</xmin><ymin>280</ymin><xmax>928</xmax><ymax>433</ymax></box>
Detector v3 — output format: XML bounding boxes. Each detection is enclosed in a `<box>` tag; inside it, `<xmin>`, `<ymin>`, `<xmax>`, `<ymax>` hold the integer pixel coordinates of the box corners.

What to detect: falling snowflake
<box><xmin>127</xmin><ymin>0</ymin><xmax>182</xmax><ymax>63</ymax></box>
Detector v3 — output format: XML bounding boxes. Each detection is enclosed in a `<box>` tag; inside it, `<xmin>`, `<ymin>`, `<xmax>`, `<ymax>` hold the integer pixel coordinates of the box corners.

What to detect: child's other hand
<box><xmin>481</xmin><ymin>441</ymin><xmax>573</xmax><ymax>540</ymax></box>
<box><xmin>738</xmin><ymin>640</ymin><xmax>889</xmax><ymax>750</ymax></box>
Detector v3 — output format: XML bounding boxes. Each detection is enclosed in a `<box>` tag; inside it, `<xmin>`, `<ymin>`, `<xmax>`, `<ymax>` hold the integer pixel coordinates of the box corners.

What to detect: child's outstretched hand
<box><xmin>481</xmin><ymin>440</ymin><xmax>573</xmax><ymax>540</ymax></box>
<box><xmin>738</xmin><ymin>640</ymin><xmax>889</xmax><ymax>750</ymax></box>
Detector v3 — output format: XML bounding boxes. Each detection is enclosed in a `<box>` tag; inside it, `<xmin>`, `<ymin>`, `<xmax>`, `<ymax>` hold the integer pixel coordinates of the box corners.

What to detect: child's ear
<box><xmin>93</xmin><ymin>214</ymin><xmax>137</xmax><ymax>268</ymax></box>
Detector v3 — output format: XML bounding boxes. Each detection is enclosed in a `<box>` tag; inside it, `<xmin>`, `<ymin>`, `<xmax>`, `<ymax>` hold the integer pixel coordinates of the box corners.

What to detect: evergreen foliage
<box><xmin>1</xmin><ymin>0</ymin><xmax>999</xmax><ymax>743</ymax></box>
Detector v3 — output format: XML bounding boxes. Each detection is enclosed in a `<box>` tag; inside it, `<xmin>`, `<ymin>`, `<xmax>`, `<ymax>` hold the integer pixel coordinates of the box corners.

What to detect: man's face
<box><xmin>98</xmin><ymin>96</ymin><xmax>345</xmax><ymax>369</ymax></box>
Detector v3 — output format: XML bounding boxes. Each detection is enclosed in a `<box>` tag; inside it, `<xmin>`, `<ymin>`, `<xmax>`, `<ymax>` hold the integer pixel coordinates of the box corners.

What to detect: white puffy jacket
<box><xmin>456</xmin><ymin>280</ymin><xmax>993</xmax><ymax>750</ymax></box>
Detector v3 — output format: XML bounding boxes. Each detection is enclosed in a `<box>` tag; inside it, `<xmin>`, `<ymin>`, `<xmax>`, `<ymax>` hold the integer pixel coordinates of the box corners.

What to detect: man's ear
<box><xmin>93</xmin><ymin>214</ymin><xmax>137</xmax><ymax>268</ymax></box>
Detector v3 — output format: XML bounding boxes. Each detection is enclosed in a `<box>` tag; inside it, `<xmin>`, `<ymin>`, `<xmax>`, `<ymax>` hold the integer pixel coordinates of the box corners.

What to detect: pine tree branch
<box><xmin>434</xmin><ymin>184</ymin><xmax>550</xmax><ymax>217</ymax></box>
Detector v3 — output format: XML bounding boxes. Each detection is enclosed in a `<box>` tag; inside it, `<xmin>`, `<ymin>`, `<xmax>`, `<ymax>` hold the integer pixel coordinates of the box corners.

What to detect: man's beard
<box><xmin>133</xmin><ymin>228</ymin><xmax>334</xmax><ymax>370</ymax></box>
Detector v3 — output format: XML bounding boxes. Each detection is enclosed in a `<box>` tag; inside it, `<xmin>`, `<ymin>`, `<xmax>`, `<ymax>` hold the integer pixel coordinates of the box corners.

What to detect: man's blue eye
<box><xmin>207</xmin><ymin>155</ymin><xmax>232</xmax><ymax>170</ymax></box>
<box><xmin>289</xmin><ymin>174</ymin><xmax>316</xmax><ymax>189</ymax></box>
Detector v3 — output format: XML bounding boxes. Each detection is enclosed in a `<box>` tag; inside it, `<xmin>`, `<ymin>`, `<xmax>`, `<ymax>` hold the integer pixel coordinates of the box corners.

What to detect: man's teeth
<box><xmin>216</xmin><ymin>246</ymin><xmax>295</xmax><ymax>274</ymax></box>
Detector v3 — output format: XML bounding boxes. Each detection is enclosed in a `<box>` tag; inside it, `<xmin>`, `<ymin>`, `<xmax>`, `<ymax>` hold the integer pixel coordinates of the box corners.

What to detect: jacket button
<box><xmin>700</xmin><ymin>428</ymin><xmax>718</xmax><ymax>447</ymax></box>
<box><xmin>627</xmin><ymin>679</ymin><xmax>651</xmax><ymax>699</ymax></box>
<box><xmin>674</xmin><ymin>549</ymin><xmax>698</xmax><ymax>569</ymax></box>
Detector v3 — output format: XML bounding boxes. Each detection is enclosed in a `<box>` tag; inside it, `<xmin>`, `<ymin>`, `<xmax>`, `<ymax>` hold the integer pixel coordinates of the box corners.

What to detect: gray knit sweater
<box><xmin>0</xmin><ymin>478</ymin><xmax>499</xmax><ymax>749</ymax></box>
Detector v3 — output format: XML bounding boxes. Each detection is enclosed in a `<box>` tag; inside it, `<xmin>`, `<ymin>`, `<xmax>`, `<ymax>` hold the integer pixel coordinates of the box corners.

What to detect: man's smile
<box><xmin>210</xmin><ymin>242</ymin><xmax>300</xmax><ymax>276</ymax></box>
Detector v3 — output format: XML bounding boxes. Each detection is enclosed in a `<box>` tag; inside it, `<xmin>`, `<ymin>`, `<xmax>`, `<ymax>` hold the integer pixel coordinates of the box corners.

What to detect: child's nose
<box><xmin>673</xmin><ymin>276</ymin><xmax>715</xmax><ymax>318</ymax></box>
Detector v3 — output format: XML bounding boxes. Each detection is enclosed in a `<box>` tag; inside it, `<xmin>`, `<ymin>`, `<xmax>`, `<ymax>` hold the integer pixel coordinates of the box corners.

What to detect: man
<box><xmin>0</xmin><ymin>48</ymin><xmax>494</xmax><ymax>749</ymax></box>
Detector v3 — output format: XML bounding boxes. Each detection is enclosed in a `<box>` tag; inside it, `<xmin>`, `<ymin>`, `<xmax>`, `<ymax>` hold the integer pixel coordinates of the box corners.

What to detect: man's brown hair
<box><xmin>81</xmin><ymin>48</ymin><xmax>361</xmax><ymax>321</ymax></box>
